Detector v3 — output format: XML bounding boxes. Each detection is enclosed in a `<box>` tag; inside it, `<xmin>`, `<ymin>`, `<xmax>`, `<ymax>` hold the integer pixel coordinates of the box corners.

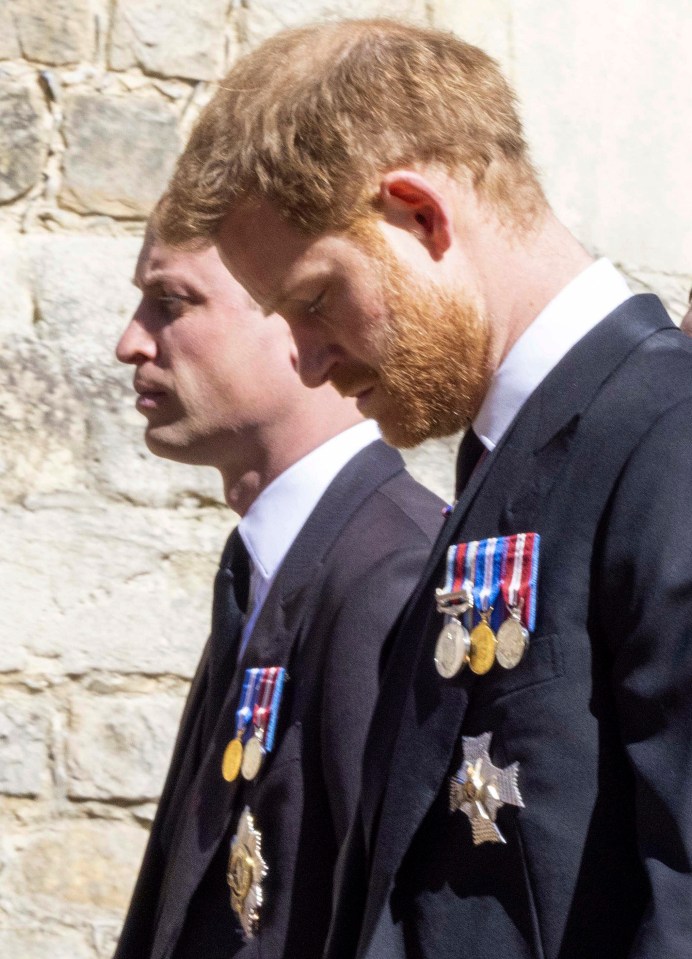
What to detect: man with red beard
<box><xmin>157</xmin><ymin>19</ymin><xmax>692</xmax><ymax>959</ymax></box>
<box><xmin>112</xmin><ymin>203</ymin><xmax>443</xmax><ymax>959</ymax></box>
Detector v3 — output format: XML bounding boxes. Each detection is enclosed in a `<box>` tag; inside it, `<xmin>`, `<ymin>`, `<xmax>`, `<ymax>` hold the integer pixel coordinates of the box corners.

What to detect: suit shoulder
<box><xmin>373</xmin><ymin>468</ymin><xmax>446</xmax><ymax>542</ymax></box>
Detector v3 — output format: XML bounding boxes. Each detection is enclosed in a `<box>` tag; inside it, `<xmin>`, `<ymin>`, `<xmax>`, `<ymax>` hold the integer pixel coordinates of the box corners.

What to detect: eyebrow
<box><xmin>264</xmin><ymin>269</ymin><xmax>330</xmax><ymax>317</ymax></box>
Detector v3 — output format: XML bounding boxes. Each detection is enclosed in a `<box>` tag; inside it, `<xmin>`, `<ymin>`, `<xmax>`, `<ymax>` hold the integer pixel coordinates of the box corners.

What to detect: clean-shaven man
<box><xmin>158</xmin><ymin>19</ymin><xmax>692</xmax><ymax>959</ymax></box>
<box><xmin>112</xmin><ymin>206</ymin><xmax>443</xmax><ymax>959</ymax></box>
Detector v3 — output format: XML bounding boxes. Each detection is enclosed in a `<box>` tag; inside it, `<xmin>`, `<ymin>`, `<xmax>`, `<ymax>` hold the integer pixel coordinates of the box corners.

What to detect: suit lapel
<box><xmin>359</xmin><ymin>295</ymin><xmax>673</xmax><ymax>949</ymax></box>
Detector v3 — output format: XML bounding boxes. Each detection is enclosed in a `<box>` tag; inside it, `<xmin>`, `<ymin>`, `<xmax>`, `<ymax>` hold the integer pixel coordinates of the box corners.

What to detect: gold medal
<box><xmin>434</xmin><ymin>618</ymin><xmax>470</xmax><ymax>678</ymax></box>
<box><xmin>228</xmin><ymin>806</ymin><xmax>267</xmax><ymax>939</ymax></box>
<box><xmin>496</xmin><ymin>612</ymin><xmax>529</xmax><ymax>669</ymax></box>
<box><xmin>469</xmin><ymin>610</ymin><xmax>496</xmax><ymax>675</ymax></box>
<box><xmin>241</xmin><ymin>734</ymin><xmax>266</xmax><ymax>781</ymax></box>
<box><xmin>222</xmin><ymin>736</ymin><xmax>244</xmax><ymax>782</ymax></box>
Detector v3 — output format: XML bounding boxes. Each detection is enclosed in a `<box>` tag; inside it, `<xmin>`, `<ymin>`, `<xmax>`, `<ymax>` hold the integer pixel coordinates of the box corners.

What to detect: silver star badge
<box><xmin>449</xmin><ymin>732</ymin><xmax>524</xmax><ymax>845</ymax></box>
<box><xmin>227</xmin><ymin>806</ymin><xmax>268</xmax><ymax>939</ymax></box>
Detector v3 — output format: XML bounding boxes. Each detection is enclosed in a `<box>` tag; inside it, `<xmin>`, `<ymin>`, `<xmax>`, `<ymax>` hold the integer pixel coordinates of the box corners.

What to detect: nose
<box><xmin>116</xmin><ymin>309</ymin><xmax>156</xmax><ymax>365</ymax></box>
<box><xmin>291</xmin><ymin>327</ymin><xmax>340</xmax><ymax>389</ymax></box>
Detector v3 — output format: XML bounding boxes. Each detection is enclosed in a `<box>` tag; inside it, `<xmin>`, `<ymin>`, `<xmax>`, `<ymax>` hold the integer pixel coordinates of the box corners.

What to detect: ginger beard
<box><xmin>331</xmin><ymin>223</ymin><xmax>492</xmax><ymax>448</ymax></box>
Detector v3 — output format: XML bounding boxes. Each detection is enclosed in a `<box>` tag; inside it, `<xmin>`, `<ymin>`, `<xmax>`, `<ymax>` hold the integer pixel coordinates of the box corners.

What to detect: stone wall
<box><xmin>0</xmin><ymin>2</ymin><xmax>689</xmax><ymax>955</ymax></box>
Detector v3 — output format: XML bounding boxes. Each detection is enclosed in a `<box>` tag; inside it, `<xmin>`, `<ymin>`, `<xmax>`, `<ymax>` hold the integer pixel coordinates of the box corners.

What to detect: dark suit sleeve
<box><xmin>319</xmin><ymin>545</ymin><xmax>431</xmax><ymax>846</ymax></box>
<box><xmin>598</xmin><ymin>397</ymin><xmax>692</xmax><ymax>957</ymax></box>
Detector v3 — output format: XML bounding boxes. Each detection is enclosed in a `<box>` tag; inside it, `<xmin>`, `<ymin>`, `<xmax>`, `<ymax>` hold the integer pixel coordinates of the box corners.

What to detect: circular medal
<box><xmin>222</xmin><ymin>737</ymin><xmax>244</xmax><ymax>782</ymax></box>
<box><xmin>434</xmin><ymin>619</ymin><xmax>470</xmax><ymax>678</ymax></box>
<box><xmin>469</xmin><ymin>619</ymin><xmax>496</xmax><ymax>675</ymax></box>
<box><xmin>241</xmin><ymin>735</ymin><xmax>266</xmax><ymax>781</ymax></box>
<box><xmin>496</xmin><ymin>617</ymin><xmax>529</xmax><ymax>669</ymax></box>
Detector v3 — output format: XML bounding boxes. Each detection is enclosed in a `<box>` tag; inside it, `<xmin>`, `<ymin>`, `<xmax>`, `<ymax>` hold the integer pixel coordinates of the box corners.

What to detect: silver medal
<box><xmin>496</xmin><ymin>614</ymin><xmax>529</xmax><ymax>669</ymax></box>
<box><xmin>434</xmin><ymin>618</ymin><xmax>471</xmax><ymax>678</ymax></box>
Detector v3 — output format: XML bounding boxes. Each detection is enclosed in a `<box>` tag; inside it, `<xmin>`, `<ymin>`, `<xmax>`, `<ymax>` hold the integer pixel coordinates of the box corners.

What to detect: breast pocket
<box><xmin>469</xmin><ymin>632</ymin><xmax>563</xmax><ymax>710</ymax></box>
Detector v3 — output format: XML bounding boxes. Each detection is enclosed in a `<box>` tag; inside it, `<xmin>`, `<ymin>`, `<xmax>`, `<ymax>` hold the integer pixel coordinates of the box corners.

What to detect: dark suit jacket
<box><xmin>326</xmin><ymin>295</ymin><xmax>692</xmax><ymax>959</ymax></box>
<box><xmin>113</xmin><ymin>439</ymin><xmax>443</xmax><ymax>959</ymax></box>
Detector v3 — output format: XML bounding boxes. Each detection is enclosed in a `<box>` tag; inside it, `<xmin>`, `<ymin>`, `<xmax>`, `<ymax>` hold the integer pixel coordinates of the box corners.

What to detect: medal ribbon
<box><xmin>252</xmin><ymin>667</ymin><xmax>277</xmax><ymax>744</ymax></box>
<box><xmin>470</xmin><ymin>537</ymin><xmax>502</xmax><ymax>627</ymax></box>
<box><xmin>264</xmin><ymin>667</ymin><xmax>286</xmax><ymax>754</ymax></box>
<box><xmin>235</xmin><ymin>667</ymin><xmax>261</xmax><ymax>742</ymax></box>
<box><xmin>499</xmin><ymin>533</ymin><xmax>540</xmax><ymax>631</ymax></box>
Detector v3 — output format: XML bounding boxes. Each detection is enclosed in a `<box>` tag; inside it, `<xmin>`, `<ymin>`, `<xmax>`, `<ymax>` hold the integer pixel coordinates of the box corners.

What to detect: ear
<box><xmin>379</xmin><ymin>170</ymin><xmax>453</xmax><ymax>261</ymax></box>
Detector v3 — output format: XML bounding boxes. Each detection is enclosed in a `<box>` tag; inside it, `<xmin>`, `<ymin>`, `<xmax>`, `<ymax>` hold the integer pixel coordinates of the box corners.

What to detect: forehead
<box><xmin>216</xmin><ymin>201</ymin><xmax>374</xmax><ymax>309</ymax></box>
<box><xmin>135</xmin><ymin>237</ymin><xmax>225</xmax><ymax>290</ymax></box>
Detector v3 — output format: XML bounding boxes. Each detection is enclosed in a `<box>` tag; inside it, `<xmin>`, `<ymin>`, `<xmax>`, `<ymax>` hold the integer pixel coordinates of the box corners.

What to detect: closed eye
<box><xmin>306</xmin><ymin>290</ymin><xmax>326</xmax><ymax>317</ymax></box>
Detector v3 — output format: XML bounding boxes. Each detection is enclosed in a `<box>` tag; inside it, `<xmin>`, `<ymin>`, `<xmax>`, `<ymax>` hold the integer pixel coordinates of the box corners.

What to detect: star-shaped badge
<box><xmin>449</xmin><ymin>732</ymin><xmax>524</xmax><ymax>845</ymax></box>
<box><xmin>227</xmin><ymin>806</ymin><xmax>268</xmax><ymax>939</ymax></box>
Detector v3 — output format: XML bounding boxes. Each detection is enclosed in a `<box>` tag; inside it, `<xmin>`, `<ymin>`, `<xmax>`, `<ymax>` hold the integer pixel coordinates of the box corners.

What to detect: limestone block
<box><xmin>60</xmin><ymin>95</ymin><xmax>180</xmax><ymax>218</ymax></box>
<box><xmin>0</xmin><ymin>336</ymin><xmax>88</xmax><ymax>501</ymax></box>
<box><xmin>12</xmin><ymin>0</ymin><xmax>95</xmax><ymax>65</ymax></box>
<box><xmin>512</xmin><ymin>0</ymin><xmax>692</xmax><ymax>273</ymax></box>
<box><xmin>0</xmin><ymin>79</ymin><xmax>48</xmax><ymax>204</ymax></box>
<box><xmin>0</xmin><ymin>697</ymin><xmax>50</xmax><ymax>796</ymax></box>
<box><xmin>0</xmin><ymin>233</ymin><xmax>33</xmax><ymax>339</ymax></box>
<box><xmin>0</xmin><ymin>5</ymin><xmax>21</xmax><ymax>60</ymax></box>
<box><xmin>432</xmin><ymin>0</ymin><xmax>513</xmax><ymax>72</ymax></box>
<box><xmin>109</xmin><ymin>0</ymin><xmax>228</xmax><ymax>81</ymax></box>
<box><xmin>0</xmin><ymin>927</ymin><xmax>94</xmax><ymax>959</ymax></box>
<box><xmin>0</xmin><ymin>505</ymin><xmax>227</xmax><ymax>677</ymax></box>
<box><xmin>241</xmin><ymin>0</ymin><xmax>428</xmax><ymax>48</ymax></box>
<box><xmin>29</xmin><ymin>234</ymin><xmax>142</xmax><ymax>387</ymax></box>
<box><xmin>1</xmin><ymin>819</ymin><xmax>148</xmax><ymax>913</ymax></box>
<box><xmin>67</xmin><ymin>692</ymin><xmax>185</xmax><ymax>800</ymax></box>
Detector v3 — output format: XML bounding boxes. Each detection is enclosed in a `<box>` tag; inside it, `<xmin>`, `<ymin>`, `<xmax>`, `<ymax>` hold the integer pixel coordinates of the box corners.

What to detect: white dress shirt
<box><xmin>236</xmin><ymin>419</ymin><xmax>381</xmax><ymax>658</ymax></box>
<box><xmin>474</xmin><ymin>258</ymin><xmax>632</xmax><ymax>451</ymax></box>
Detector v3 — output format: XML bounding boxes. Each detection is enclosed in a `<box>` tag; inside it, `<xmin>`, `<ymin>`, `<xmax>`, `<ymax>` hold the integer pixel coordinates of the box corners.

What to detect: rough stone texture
<box><xmin>109</xmin><ymin>0</ymin><xmax>228</xmax><ymax>81</ymax></box>
<box><xmin>0</xmin><ymin>504</ymin><xmax>227</xmax><ymax>677</ymax></box>
<box><xmin>29</xmin><ymin>234</ymin><xmax>142</xmax><ymax>388</ymax></box>
<box><xmin>0</xmin><ymin>926</ymin><xmax>95</xmax><ymax>959</ymax></box>
<box><xmin>60</xmin><ymin>95</ymin><xmax>180</xmax><ymax>218</ymax></box>
<box><xmin>2</xmin><ymin>819</ymin><xmax>148</xmax><ymax>912</ymax></box>
<box><xmin>11</xmin><ymin>0</ymin><xmax>95</xmax><ymax>66</ymax></box>
<box><xmin>68</xmin><ymin>692</ymin><xmax>185</xmax><ymax>800</ymax></box>
<box><xmin>0</xmin><ymin>5</ymin><xmax>21</xmax><ymax>60</ymax></box>
<box><xmin>0</xmin><ymin>79</ymin><xmax>48</xmax><ymax>204</ymax></box>
<box><xmin>0</xmin><ymin>336</ymin><xmax>88</xmax><ymax>503</ymax></box>
<box><xmin>0</xmin><ymin>233</ymin><xmax>33</xmax><ymax>339</ymax></box>
<box><xmin>0</xmin><ymin>697</ymin><xmax>50</xmax><ymax>796</ymax></box>
<box><xmin>241</xmin><ymin>0</ymin><xmax>428</xmax><ymax>48</ymax></box>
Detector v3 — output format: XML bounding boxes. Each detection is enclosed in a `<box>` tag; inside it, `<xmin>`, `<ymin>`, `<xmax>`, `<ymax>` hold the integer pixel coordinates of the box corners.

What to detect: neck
<box><xmin>220</xmin><ymin>402</ymin><xmax>364</xmax><ymax>516</ymax></box>
<box><xmin>468</xmin><ymin>206</ymin><xmax>594</xmax><ymax>371</ymax></box>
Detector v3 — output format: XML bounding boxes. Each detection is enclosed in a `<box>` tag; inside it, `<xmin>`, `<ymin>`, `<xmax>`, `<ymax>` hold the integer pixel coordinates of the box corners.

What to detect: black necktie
<box><xmin>203</xmin><ymin>528</ymin><xmax>250</xmax><ymax>742</ymax></box>
<box><xmin>455</xmin><ymin>428</ymin><xmax>486</xmax><ymax>497</ymax></box>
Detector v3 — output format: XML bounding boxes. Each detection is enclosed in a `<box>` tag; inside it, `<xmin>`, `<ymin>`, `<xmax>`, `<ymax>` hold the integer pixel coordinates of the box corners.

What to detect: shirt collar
<box><xmin>473</xmin><ymin>258</ymin><xmax>632</xmax><ymax>451</ymax></box>
<box><xmin>237</xmin><ymin>420</ymin><xmax>380</xmax><ymax>585</ymax></box>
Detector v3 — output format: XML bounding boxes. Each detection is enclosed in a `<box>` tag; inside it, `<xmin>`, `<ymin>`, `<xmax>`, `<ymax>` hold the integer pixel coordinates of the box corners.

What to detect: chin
<box><xmin>144</xmin><ymin>429</ymin><xmax>199</xmax><ymax>464</ymax></box>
